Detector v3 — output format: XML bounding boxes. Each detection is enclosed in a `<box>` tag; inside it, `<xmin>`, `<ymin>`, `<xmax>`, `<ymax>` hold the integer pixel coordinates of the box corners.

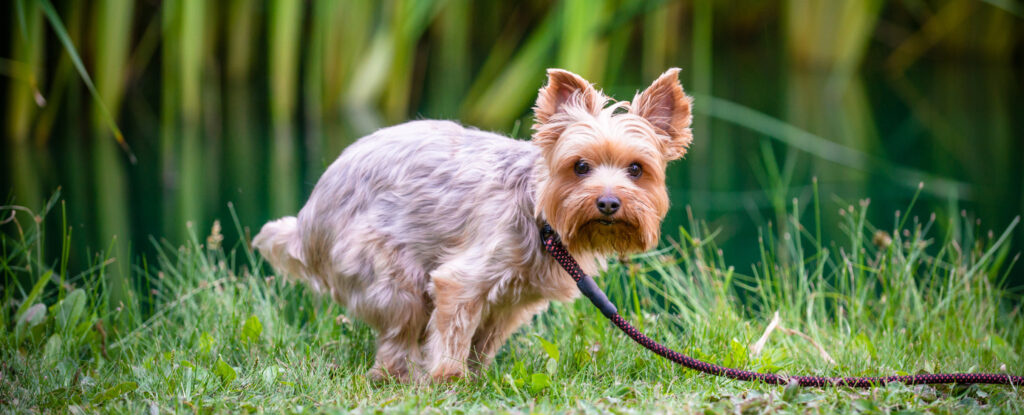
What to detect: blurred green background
<box><xmin>2</xmin><ymin>0</ymin><xmax>1023</xmax><ymax>297</ymax></box>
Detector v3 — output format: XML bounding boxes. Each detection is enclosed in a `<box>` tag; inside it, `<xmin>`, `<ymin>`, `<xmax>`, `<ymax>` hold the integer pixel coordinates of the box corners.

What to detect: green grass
<box><xmin>2</xmin><ymin>192</ymin><xmax>1022</xmax><ymax>413</ymax></box>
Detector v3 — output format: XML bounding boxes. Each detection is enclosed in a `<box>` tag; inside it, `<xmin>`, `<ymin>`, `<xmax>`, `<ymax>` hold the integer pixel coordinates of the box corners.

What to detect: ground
<box><xmin>2</xmin><ymin>197</ymin><xmax>1022</xmax><ymax>413</ymax></box>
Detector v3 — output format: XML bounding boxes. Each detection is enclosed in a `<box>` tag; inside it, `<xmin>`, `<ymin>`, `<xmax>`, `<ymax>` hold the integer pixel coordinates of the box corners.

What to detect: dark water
<box><xmin>3</xmin><ymin>49</ymin><xmax>1023</xmax><ymax>289</ymax></box>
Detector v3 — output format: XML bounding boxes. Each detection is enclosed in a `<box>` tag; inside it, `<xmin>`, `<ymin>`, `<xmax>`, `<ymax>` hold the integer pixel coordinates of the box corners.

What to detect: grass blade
<box><xmin>462</xmin><ymin>4</ymin><xmax>561</xmax><ymax>128</ymax></box>
<box><xmin>36</xmin><ymin>0</ymin><xmax>135</xmax><ymax>164</ymax></box>
<box><xmin>697</xmin><ymin>94</ymin><xmax>971</xmax><ymax>200</ymax></box>
<box><xmin>14</xmin><ymin>270</ymin><xmax>52</xmax><ymax>320</ymax></box>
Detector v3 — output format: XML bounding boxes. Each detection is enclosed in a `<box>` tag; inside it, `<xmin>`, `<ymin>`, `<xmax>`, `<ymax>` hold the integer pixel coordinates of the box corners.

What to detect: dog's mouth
<box><xmin>583</xmin><ymin>218</ymin><xmax>633</xmax><ymax>228</ymax></box>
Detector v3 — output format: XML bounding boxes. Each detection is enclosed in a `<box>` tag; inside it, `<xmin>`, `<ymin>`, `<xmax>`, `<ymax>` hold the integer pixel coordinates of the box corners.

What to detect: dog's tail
<box><xmin>252</xmin><ymin>217</ymin><xmax>309</xmax><ymax>283</ymax></box>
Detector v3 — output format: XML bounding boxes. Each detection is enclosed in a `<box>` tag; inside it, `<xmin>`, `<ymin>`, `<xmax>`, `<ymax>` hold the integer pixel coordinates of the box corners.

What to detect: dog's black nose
<box><xmin>596</xmin><ymin>195</ymin><xmax>620</xmax><ymax>216</ymax></box>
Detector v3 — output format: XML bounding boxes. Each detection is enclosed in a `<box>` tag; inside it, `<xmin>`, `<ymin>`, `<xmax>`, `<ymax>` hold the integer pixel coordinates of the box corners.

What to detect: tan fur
<box><xmin>253</xmin><ymin>68</ymin><xmax>693</xmax><ymax>382</ymax></box>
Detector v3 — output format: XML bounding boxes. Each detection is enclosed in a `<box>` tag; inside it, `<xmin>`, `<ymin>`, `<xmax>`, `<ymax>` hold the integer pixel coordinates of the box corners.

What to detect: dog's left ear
<box><xmin>631</xmin><ymin>68</ymin><xmax>693</xmax><ymax>160</ymax></box>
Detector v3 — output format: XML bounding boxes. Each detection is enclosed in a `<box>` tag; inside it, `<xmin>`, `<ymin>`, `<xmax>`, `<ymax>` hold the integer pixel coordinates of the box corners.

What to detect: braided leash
<box><xmin>540</xmin><ymin>225</ymin><xmax>1022</xmax><ymax>387</ymax></box>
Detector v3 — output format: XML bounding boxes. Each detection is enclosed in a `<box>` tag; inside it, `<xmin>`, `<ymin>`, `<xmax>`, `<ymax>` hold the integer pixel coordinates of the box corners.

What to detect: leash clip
<box><xmin>541</xmin><ymin>223</ymin><xmax>556</xmax><ymax>241</ymax></box>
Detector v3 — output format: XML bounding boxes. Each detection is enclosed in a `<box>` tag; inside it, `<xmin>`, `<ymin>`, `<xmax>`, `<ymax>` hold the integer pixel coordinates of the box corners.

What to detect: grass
<box><xmin>2</xmin><ymin>189</ymin><xmax>1023</xmax><ymax>413</ymax></box>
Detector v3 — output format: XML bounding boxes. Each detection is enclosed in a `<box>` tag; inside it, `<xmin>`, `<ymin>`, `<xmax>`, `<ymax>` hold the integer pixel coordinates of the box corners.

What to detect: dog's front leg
<box><xmin>423</xmin><ymin>269</ymin><xmax>483</xmax><ymax>381</ymax></box>
<box><xmin>469</xmin><ymin>301</ymin><xmax>547</xmax><ymax>372</ymax></box>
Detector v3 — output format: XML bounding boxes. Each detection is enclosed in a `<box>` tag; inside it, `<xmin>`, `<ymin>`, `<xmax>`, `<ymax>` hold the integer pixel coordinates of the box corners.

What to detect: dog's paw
<box><xmin>366</xmin><ymin>366</ymin><xmax>388</xmax><ymax>383</ymax></box>
<box><xmin>366</xmin><ymin>364</ymin><xmax>406</xmax><ymax>383</ymax></box>
<box><xmin>429</xmin><ymin>363</ymin><xmax>466</xmax><ymax>382</ymax></box>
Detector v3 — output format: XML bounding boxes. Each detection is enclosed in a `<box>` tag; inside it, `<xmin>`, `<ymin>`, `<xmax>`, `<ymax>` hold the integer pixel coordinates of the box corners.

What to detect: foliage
<box><xmin>1</xmin><ymin>191</ymin><xmax>1021</xmax><ymax>413</ymax></box>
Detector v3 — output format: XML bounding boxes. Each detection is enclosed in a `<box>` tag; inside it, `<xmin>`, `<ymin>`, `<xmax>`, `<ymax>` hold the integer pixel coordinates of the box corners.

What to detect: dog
<box><xmin>253</xmin><ymin>68</ymin><xmax>693</xmax><ymax>382</ymax></box>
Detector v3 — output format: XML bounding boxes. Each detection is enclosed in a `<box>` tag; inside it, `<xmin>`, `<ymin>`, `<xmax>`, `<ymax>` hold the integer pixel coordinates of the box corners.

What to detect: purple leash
<box><xmin>540</xmin><ymin>224</ymin><xmax>1023</xmax><ymax>387</ymax></box>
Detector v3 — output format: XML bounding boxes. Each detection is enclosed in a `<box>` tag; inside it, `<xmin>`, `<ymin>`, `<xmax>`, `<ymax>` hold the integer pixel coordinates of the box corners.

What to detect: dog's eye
<box><xmin>627</xmin><ymin>162</ymin><xmax>642</xmax><ymax>179</ymax></box>
<box><xmin>574</xmin><ymin>160</ymin><xmax>591</xmax><ymax>176</ymax></box>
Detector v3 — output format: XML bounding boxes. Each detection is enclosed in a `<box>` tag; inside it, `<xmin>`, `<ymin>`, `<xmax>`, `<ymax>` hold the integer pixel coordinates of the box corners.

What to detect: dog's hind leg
<box><xmin>362</xmin><ymin>283</ymin><xmax>429</xmax><ymax>382</ymax></box>
<box><xmin>351</xmin><ymin>247</ymin><xmax>431</xmax><ymax>382</ymax></box>
<box><xmin>367</xmin><ymin>323</ymin><xmax>422</xmax><ymax>382</ymax></box>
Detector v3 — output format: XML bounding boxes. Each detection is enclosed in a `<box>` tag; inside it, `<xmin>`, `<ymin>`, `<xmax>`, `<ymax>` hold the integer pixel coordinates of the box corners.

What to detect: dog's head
<box><xmin>532</xmin><ymin>68</ymin><xmax>692</xmax><ymax>254</ymax></box>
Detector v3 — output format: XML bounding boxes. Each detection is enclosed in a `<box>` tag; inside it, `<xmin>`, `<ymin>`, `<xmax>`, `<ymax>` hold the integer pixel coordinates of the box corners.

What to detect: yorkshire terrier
<box><xmin>254</xmin><ymin>68</ymin><xmax>693</xmax><ymax>381</ymax></box>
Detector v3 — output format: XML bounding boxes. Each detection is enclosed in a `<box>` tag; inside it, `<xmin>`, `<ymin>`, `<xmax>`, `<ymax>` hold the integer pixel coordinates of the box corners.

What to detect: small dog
<box><xmin>254</xmin><ymin>68</ymin><xmax>693</xmax><ymax>381</ymax></box>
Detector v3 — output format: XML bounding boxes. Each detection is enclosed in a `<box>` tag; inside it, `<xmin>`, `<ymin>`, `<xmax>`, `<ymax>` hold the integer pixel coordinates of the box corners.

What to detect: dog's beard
<box><xmin>561</xmin><ymin>215</ymin><xmax>655</xmax><ymax>254</ymax></box>
<box><xmin>542</xmin><ymin>188</ymin><xmax>663</xmax><ymax>255</ymax></box>
<box><xmin>575</xmin><ymin>220</ymin><xmax>643</xmax><ymax>253</ymax></box>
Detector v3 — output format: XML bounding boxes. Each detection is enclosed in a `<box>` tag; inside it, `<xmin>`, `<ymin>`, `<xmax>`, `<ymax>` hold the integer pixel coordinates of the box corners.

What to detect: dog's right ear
<box><xmin>532</xmin><ymin>69</ymin><xmax>603</xmax><ymax>148</ymax></box>
<box><xmin>534</xmin><ymin>69</ymin><xmax>602</xmax><ymax>123</ymax></box>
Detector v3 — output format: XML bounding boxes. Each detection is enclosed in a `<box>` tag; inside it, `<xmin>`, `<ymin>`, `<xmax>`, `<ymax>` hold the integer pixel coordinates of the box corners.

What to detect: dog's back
<box><xmin>254</xmin><ymin>120</ymin><xmax>541</xmax><ymax>306</ymax></box>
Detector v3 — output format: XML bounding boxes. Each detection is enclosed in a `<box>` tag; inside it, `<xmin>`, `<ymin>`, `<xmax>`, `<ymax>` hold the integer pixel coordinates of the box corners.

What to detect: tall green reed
<box><xmin>268</xmin><ymin>0</ymin><xmax>301</xmax><ymax>218</ymax></box>
<box><xmin>3</xmin><ymin>0</ymin><xmax>1020</xmax><ymax>292</ymax></box>
<box><xmin>89</xmin><ymin>0</ymin><xmax>135</xmax><ymax>307</ymax></box>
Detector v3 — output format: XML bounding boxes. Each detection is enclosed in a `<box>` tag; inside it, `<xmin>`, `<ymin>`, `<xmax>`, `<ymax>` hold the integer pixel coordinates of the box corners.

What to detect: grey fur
<box><xmin>254</xmin><ymin>120</ymin><xmax>594</xmax><ymax>379</ymax></box>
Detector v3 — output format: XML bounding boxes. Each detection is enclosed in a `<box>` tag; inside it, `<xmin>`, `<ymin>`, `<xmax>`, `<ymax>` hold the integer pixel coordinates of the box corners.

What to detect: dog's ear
<box><xmin>534</xmin><ymin>69</ymin><xmax>602</xmax><ymax>123</ymax></box>
<box><xmin>631</xmin><ymin>68</ymin><xmax>693</xmax><ymax>160</ymax></box>
<box><xmin>532</xmin><ymin>69</ymin><xmax>603</xmax><ymax>148</ymax></box>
